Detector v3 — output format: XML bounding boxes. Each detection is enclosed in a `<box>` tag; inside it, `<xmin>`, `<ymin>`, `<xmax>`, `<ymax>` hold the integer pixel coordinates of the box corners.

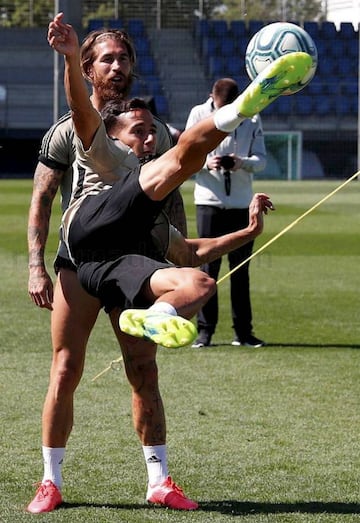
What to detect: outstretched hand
<box><xmin>252</xmin><ymin>192</ymin><xmax>275</xmax><ymax>214</ymax></box>
<box><xmin>248</xmin><ymin>193</ymin><xmax>275</xmax><ymax>236</ymax></box>
<box><xmin>48</xmin><ymin>12</ymin><xmax>79</xmax><ymax>56</ymax></box>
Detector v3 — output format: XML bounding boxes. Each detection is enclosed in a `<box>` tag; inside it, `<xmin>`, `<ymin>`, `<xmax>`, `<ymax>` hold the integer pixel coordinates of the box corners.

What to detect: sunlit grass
<box><xmin>1</xmin><ymin>179</ymin><xmax>360</xmax><ymax>522</ymax></box>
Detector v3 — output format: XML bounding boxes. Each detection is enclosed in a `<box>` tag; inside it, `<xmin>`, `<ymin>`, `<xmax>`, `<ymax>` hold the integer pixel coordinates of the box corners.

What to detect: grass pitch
<box><xmin>1</xmin><ymin>179</ymin><xmax>360</xmax><ymax>522</ymax></box>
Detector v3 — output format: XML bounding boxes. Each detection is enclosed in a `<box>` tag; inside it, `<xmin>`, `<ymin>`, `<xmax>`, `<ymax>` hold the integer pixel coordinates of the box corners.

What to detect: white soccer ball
<box><xmin>245</xmin><ymin>22</ymin><xmax>318</xmax><ymax>94</ymax></box>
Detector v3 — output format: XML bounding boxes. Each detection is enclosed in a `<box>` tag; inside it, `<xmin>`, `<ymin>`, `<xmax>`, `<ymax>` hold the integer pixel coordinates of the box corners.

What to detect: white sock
<box><xmin>143</xmin><ymin>445</ymin><xmax>168</xmax><ymax>486</ymax></box>
<box><xmin>213</xmin><ymin>102</ymin><xmax>245</xmax><ymax>133</ymax></box>
<box><xmin>148</xmin><ymin>302</ymin><xmax>177</xmax><ymax>316</ymax></box>
<box><xmin>42</xmin><ymin>446</ymin><xmax>65</xmax><ymax>490</ymax></box>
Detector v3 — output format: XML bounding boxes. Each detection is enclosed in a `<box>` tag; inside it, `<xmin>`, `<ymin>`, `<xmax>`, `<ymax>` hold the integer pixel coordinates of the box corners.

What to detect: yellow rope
<box><xmin>91</xmin><ymin>356</ymin><xmax>123</xmax><ymax>382</ymax></box>
<box><xmin>217</xmin><ymin>171</ymin><xmax>360</xmax><ymax>285</ymax></box>
<box><xmin>92</xmin><ymin>171</ymin><xmax>359</xmax><ymax>380</ymax></box>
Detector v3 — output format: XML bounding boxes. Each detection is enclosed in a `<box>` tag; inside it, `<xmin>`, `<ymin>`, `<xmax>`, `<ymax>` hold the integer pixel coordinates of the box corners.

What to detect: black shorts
<box><xmin>54</xmin><ymin>255</ymin><xmax>77</xmax><ymax>274</ymax></box>
<box><xmin>68</xmin><ymin>167</ymin><xmax>171</xmax><ymax>312</ymax></box>
<box><xmin>78</xmin><ymin>254</ymin><xmax>171</xmax><ymax>313</ymax></box>
<box><xmin>69</xmin><ymin>167</ymin><xmax>164</xmax><ymax>265</ymax></box>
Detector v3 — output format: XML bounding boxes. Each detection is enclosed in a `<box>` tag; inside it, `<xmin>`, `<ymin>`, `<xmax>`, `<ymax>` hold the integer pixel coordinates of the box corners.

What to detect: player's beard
<box><xmin>93</xmin><ymin>75</ymin><xmax>133</xmax><ymax>102</ymax></box>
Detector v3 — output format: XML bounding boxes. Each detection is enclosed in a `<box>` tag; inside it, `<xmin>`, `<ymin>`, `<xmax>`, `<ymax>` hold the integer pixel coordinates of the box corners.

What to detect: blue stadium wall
<box><xmin>0</xmin><ymin>19</ymin><xmax>358</xmax><ymax>178</ymax></box>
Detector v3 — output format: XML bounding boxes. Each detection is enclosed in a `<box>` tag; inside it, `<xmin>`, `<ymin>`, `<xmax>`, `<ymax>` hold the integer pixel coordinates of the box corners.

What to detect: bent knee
<box><xmin>193</xmin><ymin>271</ymin><xmax>217</xmax><ymax>299</ymax></box>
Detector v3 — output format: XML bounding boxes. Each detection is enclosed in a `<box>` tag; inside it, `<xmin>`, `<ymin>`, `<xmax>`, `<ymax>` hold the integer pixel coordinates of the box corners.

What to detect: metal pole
<box><xmin>199</xmin><ymin>0</ymin><xmax>203</xmax><ymax>17</ymax></box>
<box><xmin>29</xmin><ymin>0</ymin><xmax>33</xmax><ymax>26</ymax></box>
<box><xmin>156</xmin><ymin>0</ymin><xmax>161</xmax><ymax>30</ymax></box>
<box><xmin>287</xmin><ymin>133</ymin><xmax>292</xmax><ymax>180</ymax></box>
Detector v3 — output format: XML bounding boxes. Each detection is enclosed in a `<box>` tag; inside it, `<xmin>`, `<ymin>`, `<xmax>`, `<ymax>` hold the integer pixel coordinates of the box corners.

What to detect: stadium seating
<box><xmin>294</xmin><ymin>94</ymin><xmax>314</xmax><ymax>115</ymax></box>
<box><xmin>83</xmin><ymin>18</ymin><xmax>168</xmax><ymax>120</ymax></box>
<box><xmin>153</xmin><ymin>94</ymin><xmax>170</xmax><ymax>119</ymax></box>
<box><xmin>133</xmin><ymin>35</ymin><xmax>151</xmax><ymax>56</ymax></box>
<box><xmin>340</xmin><ymin>22</ymin><xmax>356</xmax><ymax>39</ymax></box>
<box><xmin>83</xmin><ymin>17</ymin><xmax>359</xmax><ymax>125</ymax></box>
<box><xmin>248</xmin><ymin>20</ymin><xmax>263</xmax><ymax>37</ymax></box>
<box><xmin>202</xmin><ymin>37</ymin><xmax>219</xmax><ymax>58</ymax></box>
<box><xmin>320</xmin><ymin>21</ymin><xmax>338</xmax><ymax>39</ymax></box>
<box><xmin>219</xmin><ymin>37</ymin><xmax>236</xmax><ymax>56</ymax></box>
<box><xmin>5</xmin><ymin>16</ymin><xmax>360</xmax><ymax>128</ymax></box>
<box><xmin>193</xmin><ymin>18</ymin><xmax>359</xmax><ymax>123</ymax></box>
<box><xmin>127</xmin><ymin>18</ymin><xmax>146</xmax><ymax>37</ymax></box>
<box><xmin>303</xmin><ymin>21</ymin><xmax>320</xmax><ymax>39</ymax></box>
<box><xmin>230</xmin><ymin>20</ymin><xmax>247</xmax><ymax>38</ymax></box>
<box><xmin>209</xmin><ymin>19</ymin><xmax>228</xmax><ymax>37</ymax></box>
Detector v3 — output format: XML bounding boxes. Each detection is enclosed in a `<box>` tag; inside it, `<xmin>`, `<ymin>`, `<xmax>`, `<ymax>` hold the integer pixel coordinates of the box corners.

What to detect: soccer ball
<box><xmin>245</xmin><ymin>22</ymin><xmax>318</xmax><ymax>94</ymax></box>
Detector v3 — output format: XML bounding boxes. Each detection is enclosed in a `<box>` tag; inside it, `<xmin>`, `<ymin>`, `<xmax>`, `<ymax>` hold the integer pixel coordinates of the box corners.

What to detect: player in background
<box><xmin>186</xmin><ymin>78</ymin><xmax>267</xmax><ymax>349</ymax></box>
<box><xmin>27</xmin><ymin>21</ymin><xmax>192</xmax><ymax>514</ymax></box>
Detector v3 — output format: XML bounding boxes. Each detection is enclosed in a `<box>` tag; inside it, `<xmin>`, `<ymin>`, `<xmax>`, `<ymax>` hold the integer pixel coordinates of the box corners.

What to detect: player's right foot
<box><xmin>236</xmin><ymin>52</ymin><xmax>313</xmax><ymax>117</ymax></box>
<box><xmin>119</xmin><ymin>309</ymin><xmax>197</xmax><ymax>348</ymax></box>
<box><xmin>147</xmin><ymin>476</ymin><xmax>199</xmax><ymax>510</ymax></box>
<box><xmin>26</xmin><ymin>480</ymin><xmax>62</xmax><ymax>513</ymax></box>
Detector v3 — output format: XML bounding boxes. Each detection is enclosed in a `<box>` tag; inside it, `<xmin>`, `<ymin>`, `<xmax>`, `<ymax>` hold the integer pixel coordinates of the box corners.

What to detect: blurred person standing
<box><xmin>185</xmin><ymin>78</ymin><xmax>267</xmax><ymax>348</ymax></box>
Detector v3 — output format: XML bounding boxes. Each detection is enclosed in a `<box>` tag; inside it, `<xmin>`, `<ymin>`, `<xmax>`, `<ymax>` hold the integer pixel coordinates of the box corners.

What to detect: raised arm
<box><xmin>48</xmin><ymin>12</ymin><xmax>100</xmax><ymax>149</ymax></box>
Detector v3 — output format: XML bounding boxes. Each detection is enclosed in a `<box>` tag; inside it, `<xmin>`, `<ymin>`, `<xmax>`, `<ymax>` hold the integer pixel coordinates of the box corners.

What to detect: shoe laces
<box><xmin>32</xmin><ymin>480</ymin><xmax>57</xmax><ymax>500</ymax></box>
<box><xmin>165</xmin><ymin>477</ymin><xmax>185</xmax><ymax>498</ymax></box>
<box><xmin>32</xmin><ymin>482</ymin><xmax>49</xmax><ymax>500</ymax></box>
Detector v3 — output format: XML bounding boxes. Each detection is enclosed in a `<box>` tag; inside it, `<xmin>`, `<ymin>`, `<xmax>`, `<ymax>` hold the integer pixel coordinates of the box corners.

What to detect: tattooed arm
<box><xmin>28</xmin><ymin>162</ymin><xmax>63</xmax><ymax>310</ymax></box>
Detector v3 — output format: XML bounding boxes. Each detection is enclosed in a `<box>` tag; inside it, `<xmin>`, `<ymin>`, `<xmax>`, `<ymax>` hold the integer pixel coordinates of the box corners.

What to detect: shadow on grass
<box><xmin>199</xmin><ymin>500</ymin><xmax>360</xmax><ymax>515</ymax></box>
<box><xmin>60</xmin><ymin>502</ymin><xmax>151</xmax><ymax>510</ymax></box>
<box><xmin>216</xmin><ymin>343</ymin><xmax>360</xmax><ymax>350</ymax></box>
<box><xmin>265</xmin><ymin>343</ymin><xmax>360</xmax><ymax>350</ymax></box>
<box><xmin>60</xmin><ymin>500</ymin><xmax>360</xmax><ymax>515</ymax></box>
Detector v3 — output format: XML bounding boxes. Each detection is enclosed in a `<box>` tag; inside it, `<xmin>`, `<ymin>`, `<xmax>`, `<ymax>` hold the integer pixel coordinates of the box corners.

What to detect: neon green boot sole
<box><xmin>119</xmin><ymin>309</ymin><xmax>198</xmax><ymax>348</ymax></box>
<box><xmin>237</xmin><ymin>51</ymin><xmax>313</xmax><ymax>117</ymax></box>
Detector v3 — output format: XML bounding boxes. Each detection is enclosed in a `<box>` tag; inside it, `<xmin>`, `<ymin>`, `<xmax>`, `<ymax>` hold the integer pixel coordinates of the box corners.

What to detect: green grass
<box><xmin>1</xmin><ymin>179</ymin><xmax>360</xmax><ymax>522</ymax></box>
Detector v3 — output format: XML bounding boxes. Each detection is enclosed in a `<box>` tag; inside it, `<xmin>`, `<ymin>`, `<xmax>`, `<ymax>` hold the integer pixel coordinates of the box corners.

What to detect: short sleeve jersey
<box><xmin>39</xmin><ymin>112</ymin><xmax>173</xmax><ymax>213</ymax></box>
<box><xmin>62</xmin><ymin>121</ymin><xmax>139</xmax><ymax>244</ymax></box>
<box><xmin>39</xmin><ymin>112</ymin><xmax>173</xmax><ymax>259</ymax></box>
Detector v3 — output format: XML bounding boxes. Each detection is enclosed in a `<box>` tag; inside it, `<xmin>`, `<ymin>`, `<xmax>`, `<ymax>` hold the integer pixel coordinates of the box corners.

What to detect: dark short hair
<box><xmin>80</xmin><ymin>28</ymin><xmax>137</xmax><ymax>80</ymax></box>
<box><xmin>212</xmin><ymin>77</ymin><xmax>239</xmax><ymax>105</ymax></box>
<box><xmin>101</xmin><ymin>98</ymin><xmax>151</xmax><ymax>132</ymax></box>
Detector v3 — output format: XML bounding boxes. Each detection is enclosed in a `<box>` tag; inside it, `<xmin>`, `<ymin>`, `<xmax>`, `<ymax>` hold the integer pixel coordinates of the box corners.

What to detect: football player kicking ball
<box><xmin>39</xmin><ymin>12</ymin><xmax>312</xmax><ymax>513</ymax></box>
<box><xmin>49</xmin><ymin>14</ymin><xmax>313</xmax><ymax>350</ymax></box>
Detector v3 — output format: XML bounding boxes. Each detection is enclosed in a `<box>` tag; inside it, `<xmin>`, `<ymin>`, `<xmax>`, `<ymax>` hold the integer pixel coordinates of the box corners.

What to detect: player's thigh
<box><xmin>51</xmin><ymin>268</ymin><xmax>101</xmax><ymax>352</ymax></box>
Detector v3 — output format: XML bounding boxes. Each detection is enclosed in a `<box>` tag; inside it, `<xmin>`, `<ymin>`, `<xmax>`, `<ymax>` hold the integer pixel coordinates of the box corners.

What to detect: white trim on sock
<box><xmin>149</xmin><ymin>302</ymin><xmax>177</xmax><ymax>316</ymax></box>
<box><xmin>143</xmin><ymin>444</ymin><xmax>168</xmax><ymax>486</ymax></box>
<box><xmin>214</xmin><ymin>103</ymin><xmax>245</xmax><ymax>133</ymax></box>
<box><xmin>42</xmin><ymin>446</ymin><xmax>65</xmax><ymax>490</ymax></box>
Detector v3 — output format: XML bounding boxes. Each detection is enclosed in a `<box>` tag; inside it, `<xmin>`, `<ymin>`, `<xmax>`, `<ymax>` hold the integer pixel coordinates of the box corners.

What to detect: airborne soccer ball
<box><xmin>245</xmin><ymin>22</ymin><xmax>318</xmax><ymax>94</ymax></box>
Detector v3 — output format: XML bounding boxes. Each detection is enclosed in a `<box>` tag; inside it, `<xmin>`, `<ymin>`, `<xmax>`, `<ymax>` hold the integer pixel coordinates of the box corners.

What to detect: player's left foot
<box><xmin>26</xmin><ymin>480</ymin><xmax>62</xmax><ymax>513</ymax></box>
<box><xmin>236</xmin><ymin>51</ymin><xmax>313</xmax><ymax>117</ymax></box>
<box><xmin>147</xmin><ymin>476</ymin><xmax>199</xmax><ymax>510</ymax></box>
<box><xmin>119</xmin><ymin>309</ymin><xmax>197</xmax><ymax>348</ymax></box>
